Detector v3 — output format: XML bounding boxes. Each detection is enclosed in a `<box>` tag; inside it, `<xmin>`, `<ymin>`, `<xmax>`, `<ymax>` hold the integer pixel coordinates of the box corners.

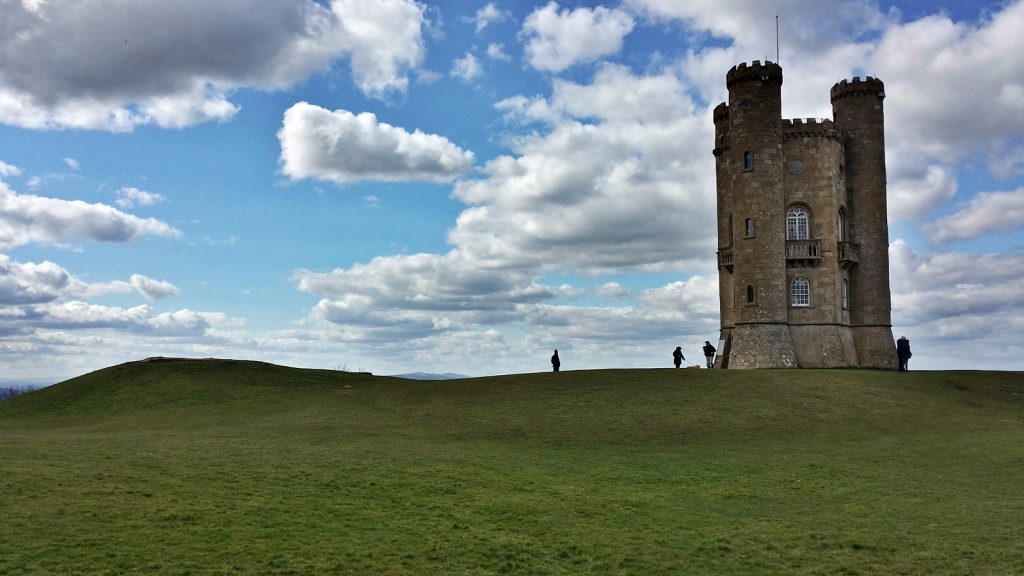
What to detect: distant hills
<box><xmin>392</xmin><ymin>372</ymin><xmax>469</xmax><ymax>380</ymax></box>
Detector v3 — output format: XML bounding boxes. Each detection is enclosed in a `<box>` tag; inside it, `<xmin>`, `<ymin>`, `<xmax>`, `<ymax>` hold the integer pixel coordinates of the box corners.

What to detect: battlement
<box><xmin>782</xmin><ymin>118</ymin><xmax>841</xmax><ymax>139</ymax></box>
<box><xmin>726</xmin><ymin>60</ymin><xmax>783</xmax><ymax>89</ymax></box>
<box><xmin>713</xmin><ymin>102</ymin><xmax>729</xmax><ymax>124</ymax></box>
<box><xmin>830</xmin><ymin>76</ymin><xmax>885</xmax><ymax>103</ymax></box>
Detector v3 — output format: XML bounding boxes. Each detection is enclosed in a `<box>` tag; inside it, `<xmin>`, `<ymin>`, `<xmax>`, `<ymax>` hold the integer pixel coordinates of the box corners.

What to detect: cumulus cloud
<box><xmin>473</xmin><ymin>2</ymin><xmax>507</xmax><ymax>34</ymax></box>
<box><xmin>870</xmin><ymin>2</ymin><xmax>1024</xmax><ymax>163</ymax></box>
<box><xmin>889</xmin><ymin>239</ymin><xmax>1024</xmax><ymax>330</ymax></box>
<box><xmin>597</xmin><ymin>282</ymin><xmax>629</xmax><ymax>299</ymax></box>
<box><xmin>522</xmin><ymin>2</ymin><xmax>635</xmax><ymax>72</ymax></box>
<box><xmin>26</xmin><ymin>301</ymin><xmax>217</xmax><ymax>336</ymax></box>
<box><xmin>115</xmin><ymin>187</ymin><xmax>167</xmax><ymax>209</ymax></box>
<box><xmin>451</xmin><ymin>52</ymin><xmax>482</xmax><ymax>82</ymax></box>
<box><xmin>487</xmin><ymin>43</ymin><xmax>511</xmax><ymax>61</ymax></box>
<box><xmin>0</xmin><ymin>254</ymin><xmax>69</xmax><ymax>305</ymax></box>
<box><xmin>0</xmin><ymin>0</ymin><xmax>428</xmax><ymax>131</ymax></box>
<box><xmin>289</xmin><ymin>64</ymin><xmax>718</xmax><ymax>356</ymax></box>
<box><xmin>452</xmin><ymin>65</ymin><xmax>714</xmax><ymax>272</ymax></box>
<box><xmin>130</xmin><ymin>274</ymin><xmax>180</xmax><ymax>301</ymax></box>
<box><xmin>0</xmin><ymin>160</ymin><xmax>21</xmax><ymax>178</ymax></box>
<box><xmin>278</xmin><ymin>102</ymin><xmax>474</xmax><ymax>184</ymax></box>
<box><xmin>293</xmin><ymin>251</ymin><xmax>555</xmax><ymax>342</ymax></box>
<box><xmin>886</xmin><ymin>163</ymin><xmax>958</xmax><ymax>221</ymax></box>
<box><xmin>0</xmin><ymin>181</ymin><xmax>181</xmax><ymax>249</ymax></box>
<box><xmin>925</xmin><ymin>188</ymin><xmax>1024</xmax><ymax>244</ymax></box>
<box><xmin>0</xmin><ymin>254</ymin><xmax>180</xmax><ymax>306</ymax></box>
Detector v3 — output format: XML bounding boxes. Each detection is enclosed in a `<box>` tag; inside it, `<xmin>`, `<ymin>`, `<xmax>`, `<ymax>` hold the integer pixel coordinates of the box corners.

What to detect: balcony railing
<box><xmin>838</xmin><ymin>240</ymin><xmax>860</xmax><ymax>269</ymax></box>
<box><xmin>718</xmin><ymin>248</ymin><xmax>734</xmax><ymax>271</ymax></box>
<box><xmin>786</xmin><ymin>239</ymin><xmax>822</xmax><ymax>262</ymax></box>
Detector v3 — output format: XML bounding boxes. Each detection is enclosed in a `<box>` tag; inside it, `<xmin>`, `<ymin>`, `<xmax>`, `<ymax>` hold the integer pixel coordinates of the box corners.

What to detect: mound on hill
<box><xmin>1</xmin><ymin>359</ymin><xmax>1022</xmax><ymax>574</ymax></box>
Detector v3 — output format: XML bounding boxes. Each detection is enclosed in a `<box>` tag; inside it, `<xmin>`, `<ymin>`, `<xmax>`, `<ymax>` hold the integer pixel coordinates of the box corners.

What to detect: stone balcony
<box><xmin>786</xmin><ymin>239</ymin><xmax>822</xmax><ymax>266</ymax></box>
<box><xmin>718</xmin><ymin>247</ymin><xmax>734</xmax><ymax>272</ymax></box>
<box><xmin>838</xmin><ymin>240</ymin><xmax>860</xmax><ymax>269</ymax></box>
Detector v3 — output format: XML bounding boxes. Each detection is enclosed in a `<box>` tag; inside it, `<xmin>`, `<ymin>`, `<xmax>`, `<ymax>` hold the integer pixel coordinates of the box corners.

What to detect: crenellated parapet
<box><xmin>830</xmin><ymin>76</ymin><xmax>885</xmax><ymax>103</ymax></box>
<box><xmin>782</xmin><ymin>118</ymin><xmax>841</xmax><ymax>140</ymax></box>
<box><xmin>726</xmin><ymin>60</ymin><xmax>783</xmax><ymax>89</ymax></box>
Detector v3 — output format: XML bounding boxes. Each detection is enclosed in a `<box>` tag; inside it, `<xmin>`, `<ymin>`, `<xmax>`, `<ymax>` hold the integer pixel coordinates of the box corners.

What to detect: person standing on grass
<box><xmin>896</xmin><ymin>336</ymin><xmax>912</xmax><ymax>371</ymax></box>
<box><xmin>551</xmin><ymin>349</ymin><xmax>560</xmax><ymax>372</ymax></box>
<box><xmin>673</xmin><ymin>346</ymin><xmax>685</xmax><ymax>368</ymax></box>
<box><xmin>703</xmin><ymin>341</ymin><xmax>717</xmax><ymax>369</ymax></box>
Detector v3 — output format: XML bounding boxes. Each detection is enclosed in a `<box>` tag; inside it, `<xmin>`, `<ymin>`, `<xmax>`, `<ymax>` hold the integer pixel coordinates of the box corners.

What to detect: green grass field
<box><xmin>1</xmin><ymin>359</ymin><xmax>1023</xmax><ymax>575</ymax></box>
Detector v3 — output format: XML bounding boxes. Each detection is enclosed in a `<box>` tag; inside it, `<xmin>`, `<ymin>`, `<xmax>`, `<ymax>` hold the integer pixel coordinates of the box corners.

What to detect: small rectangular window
<box><xmin>745</xmin><ymin>218</ymin><xmax>755</xmax><ymax>238</ymax></box>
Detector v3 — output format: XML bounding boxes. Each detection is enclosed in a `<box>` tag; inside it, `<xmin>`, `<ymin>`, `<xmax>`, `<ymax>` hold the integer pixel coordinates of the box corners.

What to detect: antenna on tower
<box><xmin>775</xmin><ymin>15</ymin><xmax>780</xmax><ymax>64</ymax></box>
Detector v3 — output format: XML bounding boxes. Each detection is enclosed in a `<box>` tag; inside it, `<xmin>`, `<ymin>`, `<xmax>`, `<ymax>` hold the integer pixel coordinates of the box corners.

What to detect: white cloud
<box><xmin>886</xmin><ymin>163</ymin><xmax>958</xmax><ymax>221</ymax></box>
<box><xmin>115</xmin><ymin>187</ymin><xmax>167</xmax><ymax>209</ymax></box>
<box><xmin>0</xmin><ymin>254</ymin><xmax>69</xmax><ymax>305</ymax></box>
<box><xmin>288</xmin><ymin>65</ymin><xmax>719</xmax><ymax>357</ymax></box>
<box><xmin>451</xmin><ymin>52</ymin><xmax>482</xmax><ymax>82</ymax></box>
<box><xmin>130</xmin><ymin>274</ymin><xmax>180</xmax><ymax>301</ymax></box>
<box><xmin>925</xmin><ymin>188</ymin><xmax>1024</xmax><ymax>244</ymax></box>
<box><xmin>452</xmin><ymin>66</ymin><xmax>714</xmax><ymax>272</ymax></box>
<box><xmin>522</xmin><ymin>2</ymin><xmax>635</xmax><ymax>72</ymax></box>
<box><xmin>0</xmin><ymin>160</ymin><xmax>21</xmax><ymax>178</ymax></box>
<box><xmin>473</xmin><ymin>3</ymin><xmax>507</xmax><ymax>34</ymax></box>
<box><xmin>597</xmin><ymin>282</ymin><xmax>629</xmax><ymax>299</ymax></box>
<box><xmin>0</xmin><ymin>181</ymin><xmax>181</xmax><ymax>249</ymax></box>
<box><xmin>0</xmin><ymin>254</ymin><xmax>179</xmax><ymax>305</ymax></box>
<box><xmin>278</xmin><ymin>102</ymin><xmax>474</xmax><ymax>184</ymax></box>
<box><xmin>63</xmin><ymin>157</ymin><xmax>80</xmax><ymax>171</ymax></box>
<box><xmin>0</xmin><ymin>0</ymin><xmax>428</xmax><ymax>131</ymax></box>
<box><xmin>890</xmin><ymin>239</ymin><xmax>1024</xmax><ymax>329</ymax></box>
<box><xmin>870</xmin><ymin>3</ymin><xmax>1024</xmax><ymax>164</ymax></box>
<box><xmin>486</xmin><ymin>43</ymin><xmax>511</xmax><ymax>61</ymax></box>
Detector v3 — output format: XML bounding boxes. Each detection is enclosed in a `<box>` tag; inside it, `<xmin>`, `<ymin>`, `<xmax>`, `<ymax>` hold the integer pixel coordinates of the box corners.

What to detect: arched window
<box><xmin>837</xmin><ymin>209</ymin><xmax>847</xmax><ymax>242</ymax></box>
<box><xmin>791</xmin><ymin>277</ymin><xmax>810</xmax><ymax>307</ymax></box>
<box><xmin>787</xmin><ymin>206</ymin><xmax>809</xmax><ymax>240</ymax></box>
<box><xmin>842</xmin><ymin>279</ymin><xmax>850</xmax><ymax>309</ymax></box>
<box><xmin>746</xmin><ymin>284</ymin><xmax>756</xmax><ymax>304</ymax></box>
<box><xmin>743</xmin><ymin>151</ymin><xmax>753</xmax><ymax>171</ymax></box>
<box><xmin>745</xmin><ymin>217</ymin><xmax>754</xmax><ymax>237</ymax></box>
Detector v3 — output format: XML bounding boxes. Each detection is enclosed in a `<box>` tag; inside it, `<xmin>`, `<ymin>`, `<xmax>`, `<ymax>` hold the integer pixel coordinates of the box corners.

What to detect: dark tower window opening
<box><xmin>745</xmin><ymin>217</ymin><xmax>755</xmax><ymax>238</ymax></box>
<box><xmin>838</xmin><ymin>208</ymin><xmax>847</xmax><ymax>241</ymax></box>
<box><xmin>746</xmin><ymin>284</ymin><xmax>756</xmax><ymax>304</ymax></box>
<box><xmin>743</xmin><ymin>151</ymin><xmax>753</xmax><ymax>171</ymax></box>
<box><xmin>842</xmin><ymin>279</ymin><xmax>850</xmax><ymax>309</ymax></box>
<box><xmin>787</xmin><ymin>206</ymin><xmax>810</xmax><ymax>240</ymax></box>
<box><xmin>791</xmin><ymin>277</ymin><xmax>811</xmax><ymax>307</ymax></box>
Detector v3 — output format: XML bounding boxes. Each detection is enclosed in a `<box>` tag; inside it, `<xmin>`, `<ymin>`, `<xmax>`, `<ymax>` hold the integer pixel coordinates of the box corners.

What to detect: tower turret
<box><xmin>831</xmin><ymin>77</ymin><xmax>897</xmax><ymax>368</ymax></box>
<box><xmin>717</xmin><ymin>61</ymin><xmax>797</xmax><ymax>368</ymax></box>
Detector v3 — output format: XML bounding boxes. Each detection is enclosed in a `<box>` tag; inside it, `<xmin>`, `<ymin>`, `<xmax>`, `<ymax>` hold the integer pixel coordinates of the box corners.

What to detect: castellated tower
<box><xmin>713</xmin><ymin>61</ymin><xmax>897</xmax><ymax>369</ymax></box>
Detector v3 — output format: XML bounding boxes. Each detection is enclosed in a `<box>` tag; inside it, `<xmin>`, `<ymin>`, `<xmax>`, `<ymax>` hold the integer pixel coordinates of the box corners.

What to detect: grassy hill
<box><xmin>1</xmin><ymin>359</ymin><xmax>1022</xmax><ymax>575</ymax></box>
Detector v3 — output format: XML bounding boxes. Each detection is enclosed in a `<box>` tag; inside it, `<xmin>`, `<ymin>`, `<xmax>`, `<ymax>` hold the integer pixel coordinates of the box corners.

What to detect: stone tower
<box><xmin>713</xmin><ymin>61</ymin><xmax>897</xmax><ymax>369</ymax></box>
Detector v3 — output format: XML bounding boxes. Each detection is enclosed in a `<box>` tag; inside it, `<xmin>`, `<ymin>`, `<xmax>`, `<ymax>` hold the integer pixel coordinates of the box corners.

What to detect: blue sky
<box><xmin>1</xmin><ymin>0</ymin><xmax>1022</xmax><ymax>381</ymax></box>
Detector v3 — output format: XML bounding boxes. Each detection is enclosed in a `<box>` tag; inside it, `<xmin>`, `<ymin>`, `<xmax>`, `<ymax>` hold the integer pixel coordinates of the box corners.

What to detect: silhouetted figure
<box><xmin>673</xmin><ymin>346</ymin><xmax>685</xmax><ymax>368</ymax></box>
<box><xmin>551</xmin><ymin>349</ymin><xmax>560</xmax><ymax>372</ymax></box>
<box><xmin>896</xmin><ymin>336</ymin><xmax>912</xmax><ymax>371</ymax></box>
<box><xmin>703</xmin><ymin>341</ymin><xmax>717</xmax><ymax>369</ymax></box>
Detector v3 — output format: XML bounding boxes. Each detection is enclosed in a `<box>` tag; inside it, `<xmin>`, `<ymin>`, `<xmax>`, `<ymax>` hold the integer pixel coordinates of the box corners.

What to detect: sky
<box><xmin>1</xmin><ymin>0</ymin><xmax>1023</xmax><ymax>382</ymax></box>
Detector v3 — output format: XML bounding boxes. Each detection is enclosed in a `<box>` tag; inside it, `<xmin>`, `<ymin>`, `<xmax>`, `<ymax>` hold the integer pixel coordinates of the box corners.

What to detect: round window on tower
<box><xmin>789</xmin><ymin>159</ymin><xmax>806</xmax><ymax>174</ymax></box>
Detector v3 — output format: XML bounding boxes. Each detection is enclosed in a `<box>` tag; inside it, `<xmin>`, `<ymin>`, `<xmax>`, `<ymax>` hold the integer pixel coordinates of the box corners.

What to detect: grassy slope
<box><xmin>1</xmin><ymin>359</ymin><xmax>1023</xmax><ymax>575</ymax></box>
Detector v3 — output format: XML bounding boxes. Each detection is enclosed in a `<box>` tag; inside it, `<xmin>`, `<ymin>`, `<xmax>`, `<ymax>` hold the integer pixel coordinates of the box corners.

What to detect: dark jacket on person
<box><xmin>897</xmin><ymin>337</ymin><xmax>911</xmax><ymax>358</ymax></box>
